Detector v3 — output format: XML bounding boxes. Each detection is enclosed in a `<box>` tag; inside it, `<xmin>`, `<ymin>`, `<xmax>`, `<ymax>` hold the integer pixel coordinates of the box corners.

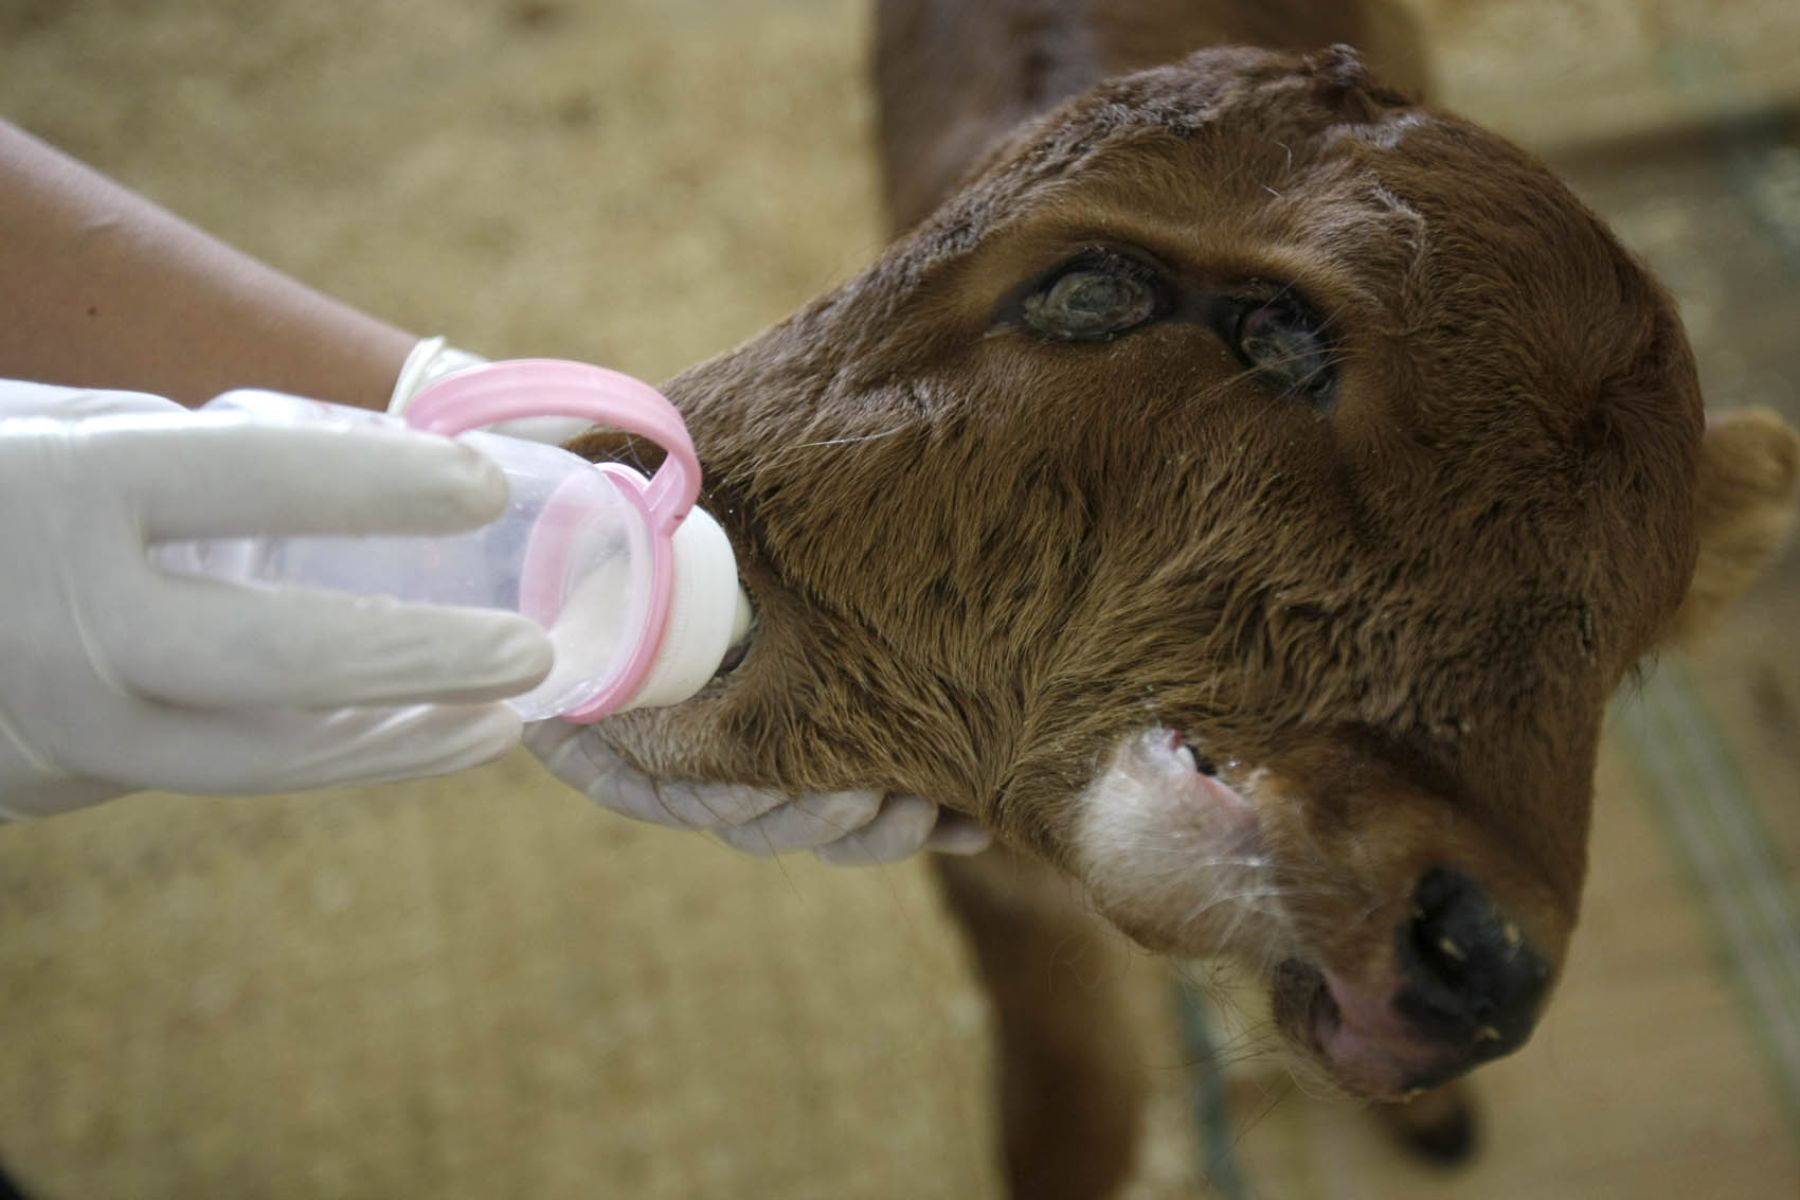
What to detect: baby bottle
<box><xmin>154</xmin><ymin>360</ymin><xmax>750</xmax><ymax>722</ymax></box>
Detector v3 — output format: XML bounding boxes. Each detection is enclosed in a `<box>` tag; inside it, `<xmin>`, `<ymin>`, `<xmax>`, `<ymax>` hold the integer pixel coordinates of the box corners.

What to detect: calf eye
<box><xmin>1021</xmin><ymin>251</ymin><xmax>1166</xmax><ymax>342</ymax></box>
<box><xmin>1233</xmin><ymin>300</ymin><xmax>1338</xmax><ymax>402</ymax></box>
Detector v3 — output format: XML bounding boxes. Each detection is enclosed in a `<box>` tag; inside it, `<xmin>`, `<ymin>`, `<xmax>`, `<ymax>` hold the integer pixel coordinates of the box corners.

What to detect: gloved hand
<box><xmin>525</xmin><ymin>722</ymin><xmax>992</xmax><ymax>864</ymax></box>
<box><xmin>399</xmin><ymin>338</ymin><xmax>993</xmax><ymax>865</ymax></box>
<box><xmin>0</xmin><ymin>380</ymin><xmax>555</xmax><ymax>819</ymax></box>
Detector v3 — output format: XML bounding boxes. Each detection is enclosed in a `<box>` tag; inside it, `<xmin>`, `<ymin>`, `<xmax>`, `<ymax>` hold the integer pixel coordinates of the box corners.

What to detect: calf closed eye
<box><xmin>1017</xmin><ymin>251</ymin><xmax>1168</xmax><ymax>341</ymax></box>
<box><xmin>1231</xmin><ymin>298</ymin><xmax>1338</xmax><ymax>403</ymax></box>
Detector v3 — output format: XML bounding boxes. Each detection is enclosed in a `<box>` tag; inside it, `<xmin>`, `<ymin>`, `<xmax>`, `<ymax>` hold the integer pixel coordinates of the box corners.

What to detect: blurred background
<box><xmin>1</xmin><ymin>1</ymin><xmax>1796</xmax><ymax>1196</ymax></box>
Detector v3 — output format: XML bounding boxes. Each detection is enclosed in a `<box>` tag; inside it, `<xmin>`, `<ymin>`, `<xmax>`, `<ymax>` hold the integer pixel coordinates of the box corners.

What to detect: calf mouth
<box><xmin>712</xmin><ymin>611</ymin><xmax>755</xmax><ymax>677</ymax></box>
<box><xmin>1271</xmin><ymin>958</ymin><xmax>1435</xmax><ymax>1098</ymax></box>
<box><xmin>1269</xmin><ymin>953</ymin><xmax>1506</xmax><ymax>1099</ymax></box>
<box><xmin>1076</xmin><ymin>727</ymin><xmax>1550</xmax><ymax>1100</ymax></box>
<box><xmin>1270</xmin><ymin>958</ymin><xmax>1341</xmax><ymax>1072</ymax></box>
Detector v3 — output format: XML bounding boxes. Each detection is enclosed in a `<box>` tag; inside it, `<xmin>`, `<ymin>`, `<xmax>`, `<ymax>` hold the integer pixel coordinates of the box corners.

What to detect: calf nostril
<box><xmin>1395</xmin><ymin>867</ymin><xmax>1550</xmax><ymax>1059</ymax></box>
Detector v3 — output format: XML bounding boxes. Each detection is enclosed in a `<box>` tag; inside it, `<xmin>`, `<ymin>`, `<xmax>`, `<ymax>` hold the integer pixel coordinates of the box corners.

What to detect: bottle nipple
<box><xmin>606</xmin><ymin>502</ymin><xmax>747</xmax><ymax>713</ymax></box>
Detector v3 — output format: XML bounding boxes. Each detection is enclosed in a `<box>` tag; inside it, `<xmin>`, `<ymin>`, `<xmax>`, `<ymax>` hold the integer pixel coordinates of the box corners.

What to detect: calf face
<box><xmin>574</xmin><ymin>46</ymin><xmax>1798</xmax><ymax>1097</ymax></box>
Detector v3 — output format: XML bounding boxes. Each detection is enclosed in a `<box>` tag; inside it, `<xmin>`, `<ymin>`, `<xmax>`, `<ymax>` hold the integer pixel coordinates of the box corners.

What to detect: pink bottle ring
<box><xmin>404</xmin><ymin>359</ymin><xmax>701</xmax><ymax>723</ymax></box>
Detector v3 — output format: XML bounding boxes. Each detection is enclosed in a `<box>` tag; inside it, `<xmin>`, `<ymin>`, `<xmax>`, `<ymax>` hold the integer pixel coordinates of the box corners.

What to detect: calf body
<box><xmin>571</xmin><ymin>0</ymin><xmax>1799</xmax><ymax>1192</ymax></box>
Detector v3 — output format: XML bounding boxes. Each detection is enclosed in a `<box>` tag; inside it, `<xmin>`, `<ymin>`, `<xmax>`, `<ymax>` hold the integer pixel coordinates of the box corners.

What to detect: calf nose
<box><xmin>1394</xmin><ymin>867</ymin><xmax>1550</xmax><ymax>1061</ymax></box>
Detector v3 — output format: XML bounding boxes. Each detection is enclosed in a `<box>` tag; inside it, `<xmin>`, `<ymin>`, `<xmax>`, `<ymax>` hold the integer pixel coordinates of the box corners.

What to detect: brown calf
<box><xmin>571</xmin><ymin>0</ymin><xmax>1799</xmax><ymax>1193</ymax></box>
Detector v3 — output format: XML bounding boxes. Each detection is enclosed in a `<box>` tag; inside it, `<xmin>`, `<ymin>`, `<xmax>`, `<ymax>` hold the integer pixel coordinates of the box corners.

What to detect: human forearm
<box><xmin>0</xmin><ymin>121</ymin><xmax>414</xmax><ymax>410</ymax></box>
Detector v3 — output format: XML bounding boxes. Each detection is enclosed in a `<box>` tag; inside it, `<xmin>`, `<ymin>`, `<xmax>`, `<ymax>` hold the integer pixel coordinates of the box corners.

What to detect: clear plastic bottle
<box><xmin>153</xmin><ymin>362</ymin><xmax>749</xmax><ymax>722</ymax></box>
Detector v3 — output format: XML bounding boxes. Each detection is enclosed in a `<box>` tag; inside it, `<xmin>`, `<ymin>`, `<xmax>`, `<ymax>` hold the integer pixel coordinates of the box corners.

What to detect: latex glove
<box><xmin>525</xmin><ymin>722</ymin><xmax>992</xmax><ymax>864</ymax></box>
<box><xmin>0</xmin><ymin>381</ymin><xmax>555</xmax><ymax>819</ymax></box>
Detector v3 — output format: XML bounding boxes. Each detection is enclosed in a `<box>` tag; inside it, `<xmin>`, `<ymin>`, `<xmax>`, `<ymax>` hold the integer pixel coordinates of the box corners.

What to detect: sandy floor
<box><xmin>1</xmin><ymin>2</ymin><xmax>1797</xmax><ymax>1198</ymax></box>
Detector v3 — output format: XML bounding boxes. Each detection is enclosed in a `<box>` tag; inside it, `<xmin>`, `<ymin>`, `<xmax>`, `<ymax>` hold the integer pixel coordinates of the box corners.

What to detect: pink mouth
<box><xmin>1322</xmin><ymin>968</ymin><xmax>1460</xmax><ymax>1093</ymax></box>
<box><xmin>1276</xmin><ymin>960</ymin><xmax>1462</xmax><ymax>1098</ymax></box>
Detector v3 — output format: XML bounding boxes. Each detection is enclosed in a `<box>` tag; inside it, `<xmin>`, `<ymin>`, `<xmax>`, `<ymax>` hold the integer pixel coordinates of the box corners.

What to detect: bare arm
<box><xmin>0</xmin><ymin>121</ymin><xmax>415</xmax><ymax>410</ymax></box>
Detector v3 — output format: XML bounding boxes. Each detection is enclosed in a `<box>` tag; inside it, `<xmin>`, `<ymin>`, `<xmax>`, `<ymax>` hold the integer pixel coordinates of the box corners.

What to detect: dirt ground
<box><xmin>1</xmin><ymin>2</ymin><xmax>1797</xmax><ymax>1198</ymax></box>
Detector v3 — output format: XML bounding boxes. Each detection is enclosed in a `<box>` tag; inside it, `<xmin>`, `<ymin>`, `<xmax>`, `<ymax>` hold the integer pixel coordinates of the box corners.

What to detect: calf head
<box><xmin>573</xmin><ymin>47</ymin><xmax>1799</xmax><ymax>1097</ymax></box>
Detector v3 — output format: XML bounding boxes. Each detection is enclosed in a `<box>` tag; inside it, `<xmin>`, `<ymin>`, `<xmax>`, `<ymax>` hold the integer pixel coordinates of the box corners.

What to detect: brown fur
<box><xmin>568</xmin><ymin>1</ymin><xmax>1799</xmax><ymax>1193</ymax></box>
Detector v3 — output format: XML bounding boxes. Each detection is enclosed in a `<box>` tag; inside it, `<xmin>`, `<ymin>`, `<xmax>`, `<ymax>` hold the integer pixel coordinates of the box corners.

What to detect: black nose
<box><xmin>1393</xmin><ymin>867</ymin><xmax>1550</xmax><ymax>1061</ymax></box>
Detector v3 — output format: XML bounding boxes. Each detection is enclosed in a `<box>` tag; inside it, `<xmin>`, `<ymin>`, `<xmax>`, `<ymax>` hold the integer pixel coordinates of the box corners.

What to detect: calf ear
<box><xmin>1666</xmin><ymin>408</ymin><xmax>1800</xmax><ymax>643</ymax></box>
